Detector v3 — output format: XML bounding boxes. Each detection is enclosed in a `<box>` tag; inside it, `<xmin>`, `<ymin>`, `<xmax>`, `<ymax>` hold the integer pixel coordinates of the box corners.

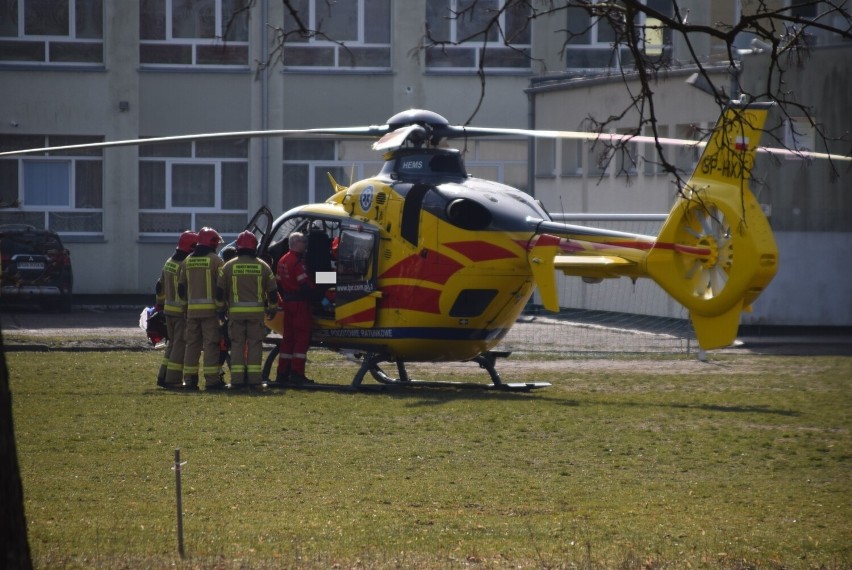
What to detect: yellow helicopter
<box><xmin>8</xmin><ymin>102</ymin><xmax>843</xmax><ymax>391</ymax></box>
<box><xmin>236</xmin><ymin>102</ymin><xmax>783</xmax><ymax>390</ymax></box>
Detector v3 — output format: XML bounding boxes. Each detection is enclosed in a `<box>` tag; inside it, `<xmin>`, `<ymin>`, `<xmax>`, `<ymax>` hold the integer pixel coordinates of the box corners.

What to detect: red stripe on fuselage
<box><xmin>444</xmin><ymin>241</ymin><xmax>517</xmax><ymax>262</ymax></box>
<box><xmin>337</xmin><ymin>307</ymin><xmax>377</xmax><ymax>325</ymax></box>
<box><xmin>380</xmin><ymin>249</ymin><xmax>463</xmax><ymax>284</ymax></box>
<box><xmin>379</xmin><ymin>285</ymin><xmax>441</xmax><ymax>314</ymax></box>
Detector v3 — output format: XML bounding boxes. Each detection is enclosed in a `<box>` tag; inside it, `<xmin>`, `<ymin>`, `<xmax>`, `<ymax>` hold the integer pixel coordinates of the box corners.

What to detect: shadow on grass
<box><xmin>145</xmin><ymin>382</ymin><xmax>798</xmax><ymax>416</ymax></box>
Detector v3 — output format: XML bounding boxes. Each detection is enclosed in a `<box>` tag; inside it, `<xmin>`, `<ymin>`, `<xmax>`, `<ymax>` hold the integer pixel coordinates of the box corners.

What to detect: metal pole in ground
<box><xmin>174</xmin><ymin>448</ymin><xmax>186</xmax><ymax>559</ymax></box>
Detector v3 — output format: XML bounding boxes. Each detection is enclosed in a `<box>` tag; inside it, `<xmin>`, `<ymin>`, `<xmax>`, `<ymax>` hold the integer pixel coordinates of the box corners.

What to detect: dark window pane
<box><xmin>197</xmin><ymin>138</ymin><xmax>248</xmax><ymax>158</ymax></box>
<box><xmin>317</xmin><ymin>0</ymin><xmax>356</xmax><ymax>41</ymax></box>
<box><xmin>456</xmin><ymin>0</ymin><xmax>497</xmax><ymax>42</ymax></box>
<box><xmin>196</xmin><ymin>43</ymin><xmax>247</xmax><ymax>65</ymax></box>
<box><xmin>339</xmin><ymin>46</ymin><xmax>390</xmax><ymax>68</ymax></box>
<box><xmin>50</xmin><ymin>211</ymin><xmax>102</xmax><ymax>232</ymax></box>
<box><xmin>0</xmin><ymin>1</ymin><xmax>18</xmax><ymax>36</ymax></box>
<box><xmin>0</xmin><ymin>40</ymin><xmax>46</xmax><ymax>61</ymax></box>
<box><xmin>0</xmin><ymin>160</ymin><xmax>19</xmax><ymax>206</ymax></box>
<box><xmin>0</xmin><ymin>135</ymin><xmax>45</xmax><ymax>153</ymax></box>
<box><xmin>565</xmin><ymin>6</ymin><xmax>591</xmax><ymax>44</ymax></box>
<box><xmin>139</xmin><ymin>141</ymin><xmax>192</xmax><ymax>158</ymax></box>
<box><xmin>505</xmin><ymin>2</ymin><xmax>530</xmax><ymax>44</ymax></box>
<box><xmin>140</xmin><ymin>43</ymin><xmax>192</xmax><ymax>64</ymax></box>
<box><xmin>364</xmin><ymin>0</ymin><xmax>390</xmax><ymax>43</ymax></box>
<box><xmin>76</xmin><ymin>0</ymin><xmax>103</xmax><ymax>39</ymax></box>
<box><xmin>0</xmin><ymin>211</ymin><xmax>43</xmax><ymax>227</ymax></box>
<box><xmin>140</xmin><ymin>0</ymin><xmax>166</xmax><ymax>39</ymax></box>
<box><xmin>283</xmin><ymin>140</ymin><xmax>334</xmax><ymax>160</ymax></box>
<box><xmin>425</xmin><ymin>0</ymin><xmax>450</xmax><ymax>42</ymax></box>
<box><xmin>221</xmin><ymin>0</ymin><xmax>249</xmax><ymax>41</ymax></box>
<box><xmin>75</xmin><ymin>160</ymin><xmax>102</xmax><ymax>208</ymax></box>
<box><xmin>314</xmin><ymin>165</ymin><xmax>345</xmax><ymax>199</ymax></box>
<box><xmin>172</xmin><ymin>163</ymin><xmax>215</xmax><ymax>207</ymax></box>
<box><xmin>281</xmin><ymin>45</ymin><xmax>334</xmax><ymax>66</ymax></box>
<box><xmin>49</xmin><ymin>41</ymin><xmax>103</xmax><ymax>63</ymax></box>
<box><xmin>425</xmin><ymin>46</ymin><xmax>475</xmax><ymax>68</ymax></box>
<box><xmin>282</xmin><ymin>0</ymin><xmax>308</xmax><ymax>40</ymax></box>
<box><xmin>172</xmin><ymin>0</ymin><xmax>215</xmax><ymax>38</ymax></box>
<box><xmin>282</xmin><ymin>164</ymin><xmax>308</xmax><ymax>211</ymax></box>
<box><xmin>196</xmin><ymin>213</ymin><xmax>246</xmax><ymax>233</ymax></box>
<box><xmin>139</xmin><ymin>161</ymin><xmax>165</xmax><ymax>209</ymax></box>
<box><xmin>25</xmin><ymin>0</ymin><xmax>69</xmax><ymax>36</ymax></box>
<box><xmin>48</xmin><ymin>136</ymin><xmax>103</xmax><ymax>157</ymax></box>
<box><xmin>221</xmin><ymin>162</ymin><xmax>247</xmax><ymax>210</ymax></box>
<box><xmin>597</xmin><ymin>14</ymin><xmax>619</xmax><ymax>43</ymax></box>
<box><xmin>140</xmin><ymin>212</ymin><xmax>191</xmax><ymax>232</ymax></box>
<box><xmin>482</xmin><ymin>46</ymin><xmax>531</xmax><ymax>68</ymax></box>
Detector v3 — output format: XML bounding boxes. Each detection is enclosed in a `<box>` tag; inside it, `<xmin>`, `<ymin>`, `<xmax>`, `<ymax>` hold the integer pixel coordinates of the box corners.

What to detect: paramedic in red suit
<box><xmin>275</xmin><ymin>232</ymin><xmax>315</xmax><ymax>385</ymax></box>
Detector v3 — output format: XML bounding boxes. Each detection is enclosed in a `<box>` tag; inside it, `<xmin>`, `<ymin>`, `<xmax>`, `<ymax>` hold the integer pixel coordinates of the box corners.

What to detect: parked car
<box><xmin>0</xmin><ymin>224</ymin><xmax>73</xmax><ymax>312</ymax></box>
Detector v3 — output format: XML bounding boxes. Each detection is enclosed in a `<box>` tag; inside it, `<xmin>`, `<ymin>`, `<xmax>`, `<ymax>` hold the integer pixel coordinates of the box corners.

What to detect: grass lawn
<box><xmin>7</xmin><ymin>348</ymin><xmax>851</xmax><ymax>569</ymax></box>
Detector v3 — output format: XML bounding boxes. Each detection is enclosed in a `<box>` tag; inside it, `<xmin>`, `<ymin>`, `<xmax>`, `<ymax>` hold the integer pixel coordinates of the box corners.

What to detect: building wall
<box><xmin>0</xmin><ymin>1</ymin><xmax>536</xmax><ymax>295</ymax></box>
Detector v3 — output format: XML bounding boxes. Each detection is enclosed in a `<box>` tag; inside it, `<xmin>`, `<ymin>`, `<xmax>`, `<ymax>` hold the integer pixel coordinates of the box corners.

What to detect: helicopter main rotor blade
<box><xmin>454</xmin><ymin>126</ymin><xmax>852</xmax><ymax>163</ymax></box>
<box><xmin>2</xmin><ymin>122</ymin><xmax>847</xmax><ymax>163</ymax></box>
<box><xmin>0</xmin><ymin>126</ymin><xmax>391</xmax><ymax>157</ymax></box>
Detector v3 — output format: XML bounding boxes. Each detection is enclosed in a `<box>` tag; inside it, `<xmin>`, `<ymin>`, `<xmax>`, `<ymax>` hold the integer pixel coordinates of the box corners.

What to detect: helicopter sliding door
<box><xmin>334</xmin><ymin>226</ymin><xmax>380</xmax><ymax>327</ymax></box>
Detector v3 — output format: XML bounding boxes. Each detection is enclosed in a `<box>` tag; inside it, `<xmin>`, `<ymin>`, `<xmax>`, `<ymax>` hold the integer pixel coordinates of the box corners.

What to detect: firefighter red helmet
<box><xmin>236</xmin><ymin>230</ymin><xmax>258</xmax><ymax>251</ymax></box>
<box><xmin>176</xmin><ymin>230</ymin><xmax>198</xmax><ymax>253</ymax></box>
<box><xmin>197</xmin><ymin>227</ymin><xmax>221</xmax><ymax>249</ymax></box>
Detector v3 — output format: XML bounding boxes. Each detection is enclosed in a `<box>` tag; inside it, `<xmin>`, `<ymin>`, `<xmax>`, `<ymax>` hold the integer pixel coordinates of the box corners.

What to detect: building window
<box><xmin>282</xmin><ymin>139</ymin><xmax>382</xmax><ymax>210</ymax></box>
<box><xmin>140</xmin><ymin>0</ymin><xmax>250</xmax><ymax>67</ymax></box>
<box><xmin>138</xmin><ymin>138</ymin><xmax>249</xmax><ymax>236</ymax></box>
<box><xmin>280</xmin><ymin>0</ymin><xmax>391</xmax><ymax>70</ymax></box>
<box><xmin>561</xmin><ymin>139</ymin><xmax>583</xmax><ymax>177</ymax></box>
<box><xmin>564</xmin><ymin>0</ymin><xmax>672</xmax><ymax>75</ymax></box>
<box><xmin>0</xmin><ymin>135</ymin><xmax>103</xmax><ymax>232</ymax></box>
<box><xmin>425</xmin><ymin>0</ymin><xmax>531</xmax><ymax>72</ymax></box>
<box><xmin>0</xmin><ymin>0</ymin><xmax>103</xmax><ymax>65</ymax></box>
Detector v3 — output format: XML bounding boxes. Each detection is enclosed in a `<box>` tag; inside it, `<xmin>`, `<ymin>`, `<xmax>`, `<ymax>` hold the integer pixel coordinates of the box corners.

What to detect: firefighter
<box><xmin>216</xmin><ymin>231</ymin><xmax>278</xmax><ymax>390</ymax></box>
<box><xmin>178</xmin><ymin>226</ymin><xmax>225</xmax><ymax>391</ymax></box>
<box><xmin>155</xmin><ymin>230</ymin><xmax>197</xmax><ymax>388</ymax></box>
<box><xmin>274</xmin><ymin>231</ymin><xmax>315</xmax><ymax>385</ymax></box>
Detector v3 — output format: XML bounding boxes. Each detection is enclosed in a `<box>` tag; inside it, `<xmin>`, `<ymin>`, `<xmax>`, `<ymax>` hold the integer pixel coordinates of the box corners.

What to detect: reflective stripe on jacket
<box><xmin>217</xmin><ymin>255</ymin><xmax>276</xmax><ymax>319</ymax></box>
<box><xmin>179</xmin><ymin>252</ymin><xmax>224</xmax><ymax>317</ymax></box>
<box><xmin>158</xmin><ymin>258</ymin><xmax>184</xmax><ymax>316</ymax></box>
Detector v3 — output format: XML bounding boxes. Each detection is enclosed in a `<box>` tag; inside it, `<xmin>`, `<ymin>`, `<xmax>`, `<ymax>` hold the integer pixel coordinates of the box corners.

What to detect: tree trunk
<box><xmin>0</xmin><ymin>323</ymin><xmax>33</xmax><ymax>570</ymax></box>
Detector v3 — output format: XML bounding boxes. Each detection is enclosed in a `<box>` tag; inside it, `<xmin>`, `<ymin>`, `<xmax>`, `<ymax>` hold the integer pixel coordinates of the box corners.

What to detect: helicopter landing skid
<box><xmin>351</xmin><ymin>352</ymin><xmax>551</xmax><ymax>392</ymax></box>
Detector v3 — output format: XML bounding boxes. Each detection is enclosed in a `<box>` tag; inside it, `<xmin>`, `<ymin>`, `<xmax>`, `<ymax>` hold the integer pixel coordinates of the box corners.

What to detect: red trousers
<box><xmin>278</xmin><ymin>300</ymin><xmax>312</xmax><ymax>375</ymax></box>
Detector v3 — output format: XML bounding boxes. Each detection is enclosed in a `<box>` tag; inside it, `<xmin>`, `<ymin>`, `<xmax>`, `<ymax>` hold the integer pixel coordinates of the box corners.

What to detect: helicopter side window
<box><xmin>337</xmin><ymin>230</ymin><xmax>375</xmax><ymax>282</ymax></box>
<box><xmin>265</xmin><ymin>216</ymin><xmax>308</xmax><ymax>267</ymax></box>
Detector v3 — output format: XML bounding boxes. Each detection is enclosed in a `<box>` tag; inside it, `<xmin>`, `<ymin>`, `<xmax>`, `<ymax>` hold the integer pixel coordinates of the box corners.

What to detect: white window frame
<box><xmin>564</xmin><ymin>0</ymin><xmax>672</xmax><ymax>75</ymax></box>
<box><xmin>0</xmin><ymin>136</ymin><xmax>103</xmax><ymax>234</ymax></box>
<box><xmin>139</xmin><ymin>141</ymin><xmax>249</xmax><ymax>237</ymax></box>
<box><xmin>0</xmin><ymin>0</ymin><xmax>104</xmax><ymax>66</ymax></box>
<box><xmin>424</xmin><ymin>0</ymin><xmax>532</xmax><ymax>73</ymax></box>
<box><xmin>139</xmin><ymin>0</ymin><xmax>250</xmax><ymax>68</ymax></box>
<box><xmin>280</xmin><ymin>0</ymin><xmax>391</xmax><ymax>71</ymax></box>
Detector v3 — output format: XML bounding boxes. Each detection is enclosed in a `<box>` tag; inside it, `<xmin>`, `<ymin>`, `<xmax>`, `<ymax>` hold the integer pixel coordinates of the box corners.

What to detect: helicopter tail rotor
<box><xmin>645</xmin><ymin>103</ymin><xmax>778</xmax><ymax>349</ymax></box>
